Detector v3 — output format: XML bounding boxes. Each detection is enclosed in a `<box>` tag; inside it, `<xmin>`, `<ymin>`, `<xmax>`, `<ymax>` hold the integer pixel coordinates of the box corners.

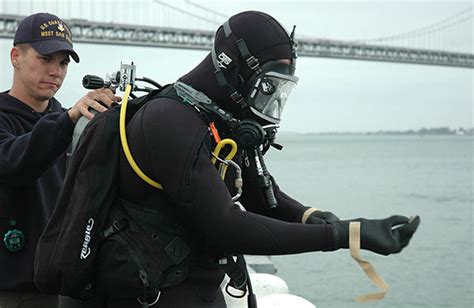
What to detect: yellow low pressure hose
<box><xmin>119</xmin><ymin>84</ymin><xmax>163</xmax><ymax>189</ymax></box>
<box><xmin>211</xmin><ymin>138</ymin><xmax>238</xmax><ymax>179</ymax></box>
<box><xmin>120</xmin><ymin>85</ymin><xmax>239</xmax><ymax>190</ymax></box>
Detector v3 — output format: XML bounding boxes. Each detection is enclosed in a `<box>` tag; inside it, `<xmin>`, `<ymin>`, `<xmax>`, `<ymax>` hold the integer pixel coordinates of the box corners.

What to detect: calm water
<box><xmin>264</xmin><ymin>134</ymin><xmax>473</xmax><ymax>308</ymax></box>
<box><xmin>0</xmin><ymin>37</ymin><xmax>471</xmax><ymax>307</ymax></box>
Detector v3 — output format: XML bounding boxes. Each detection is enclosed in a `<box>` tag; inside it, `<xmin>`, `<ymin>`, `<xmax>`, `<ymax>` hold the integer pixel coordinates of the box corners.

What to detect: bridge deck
<box><xmin>0</xmin><ymin>14</ymin><xmax>472</xmax><ymax>68</ymax></box>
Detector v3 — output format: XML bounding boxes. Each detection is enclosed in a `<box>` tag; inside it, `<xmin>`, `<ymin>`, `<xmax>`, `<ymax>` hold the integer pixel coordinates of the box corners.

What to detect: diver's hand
<box><xmin>68</xmin><ymin>88</ymin><xmax>121</xmax><ymax>123</ymax></box>
<box><xmin>333</xmin><ymin>215</ymin><xmax>420</xmax><ymax>255</ymax></box>
<box><xmin>300</xmin><ymin>207</ymin><xmax>340</xmax><ymax>224</ymax></box>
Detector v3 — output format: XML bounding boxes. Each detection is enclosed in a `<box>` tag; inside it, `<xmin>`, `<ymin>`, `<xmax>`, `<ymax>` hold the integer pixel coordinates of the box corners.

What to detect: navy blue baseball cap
<box><xmin>14</xmin><ymin>13</ymin><xmax>79</xmax><ymax>63</ymax></box>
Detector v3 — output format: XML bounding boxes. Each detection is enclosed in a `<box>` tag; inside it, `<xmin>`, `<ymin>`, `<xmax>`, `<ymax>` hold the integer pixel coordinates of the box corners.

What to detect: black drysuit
<box><xmin>110</xmin><ymin>10</ymin><xmax>338</xmax><ymax>308</ymax></box>
<box><xmin>113</xmin><ymin>92</ymin><xmax>338</xmax><ymax>308</ymax></box>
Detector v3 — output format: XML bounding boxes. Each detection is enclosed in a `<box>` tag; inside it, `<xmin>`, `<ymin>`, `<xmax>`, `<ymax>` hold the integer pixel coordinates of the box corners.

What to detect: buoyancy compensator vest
<box><xmin>34</xmin><ymin>85</ymin><xmax>253</xmax><ymax>307</ymax></box>
<box><xmin>34</xmin><ymin>87</ymin><xmax>193</xmax><ymax>302</ymax></box>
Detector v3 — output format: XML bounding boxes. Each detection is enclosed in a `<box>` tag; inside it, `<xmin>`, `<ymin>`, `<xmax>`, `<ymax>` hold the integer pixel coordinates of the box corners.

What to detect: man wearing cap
<box><xmin>0</xmin><ymin>12</ymin><xmax>119</xmax><ymax>308</ymax></box>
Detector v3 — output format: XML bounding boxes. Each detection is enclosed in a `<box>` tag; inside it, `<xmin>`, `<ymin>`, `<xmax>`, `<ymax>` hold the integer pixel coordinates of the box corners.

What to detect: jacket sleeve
<box><xmin>0</xmin><ymin>111</ymin><xmax>74</xmax><ymax>185</ymax></box>
<box><xmin>140</xmin><ymin>100</ymin><xmax>338</xmax><ymax>256</ymax></box>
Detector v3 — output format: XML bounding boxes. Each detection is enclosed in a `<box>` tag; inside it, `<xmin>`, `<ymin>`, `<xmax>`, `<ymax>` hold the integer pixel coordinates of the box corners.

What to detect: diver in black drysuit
<box><xmin>111</xmin><ymin>11</ymin><xmax>420</xmax><ymax>308</ymax></box>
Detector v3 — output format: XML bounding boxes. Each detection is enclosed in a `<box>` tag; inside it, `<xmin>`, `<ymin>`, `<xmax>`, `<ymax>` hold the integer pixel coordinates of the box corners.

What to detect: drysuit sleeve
<box><xmin>138</xmin><ymin>100</ymin><xmax>338</xmax><ymax>256</ymax></box>
<box><xmin>0</xmin><ymin>111</ymin><xmax>74</xmax><ymax>186</ymax></box>
<box><xmin>238</xmin><ymin>153</ymin><xmax>310</xmax><ymax>223</ymax></box>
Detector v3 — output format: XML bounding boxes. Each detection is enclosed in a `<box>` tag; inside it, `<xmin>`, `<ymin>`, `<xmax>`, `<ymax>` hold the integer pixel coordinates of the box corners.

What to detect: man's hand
<box><xmin>334</xmin><ymin>215</ymin><xmax>421</xmax><ymax>255</ymax></box>
<box><xmin>67</xmin><ymin>88</ymin><xmax>121</xmax><ymax>123</ymax></box>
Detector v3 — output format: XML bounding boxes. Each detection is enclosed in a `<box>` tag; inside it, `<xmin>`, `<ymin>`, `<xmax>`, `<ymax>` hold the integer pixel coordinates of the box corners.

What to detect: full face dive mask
<box><xmin>211</xmin><ymin>18</ymin><xmax>298</xmax><ymax>125</ymax></box>
<box><xmin>245</xmin><ymin>60</ymin><xmax>299</xmax><ymax>124</ymax></box>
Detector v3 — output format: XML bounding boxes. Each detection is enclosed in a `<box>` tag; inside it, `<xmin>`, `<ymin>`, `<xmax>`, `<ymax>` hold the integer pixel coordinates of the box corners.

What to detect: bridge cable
<box><xmin>185</xmin><ymin>0</ymin><xmax>228</xmax><ymax>19</ymax></box>
<box><xmin>152</xmin><ymin>0</ymin><xmax>221</xmax><ymax>26</ymax></box>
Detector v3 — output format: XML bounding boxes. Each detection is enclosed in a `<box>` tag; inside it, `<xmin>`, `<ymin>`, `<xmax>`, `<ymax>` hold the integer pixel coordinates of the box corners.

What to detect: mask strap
<box><xmin>223</xmin><ymin>20</ymin><xmax>232</xmax><ymax>37</ymax></box>
<box><xmin>211</xmin><ymin>22</ymin><xmax>248</xmax><ymax>108</ymax></box>
<box><xmin>235</xmin><ymin>39</ymin><xmax>261</xmax><ymax>73</ymax></box>
<box><xmin>211</xmin><ymin>43</ymin><xmax>229</xmax><ymax>88</ymax></box>
<box><xmin>223</xmin><ymin>19</ymin><xmax>262</xmax><ymax>73</ymax></box>
<box><xmin>211</xmin><ymin>46</ymin><xmax>246</xmax><ymax>107</ymax></box>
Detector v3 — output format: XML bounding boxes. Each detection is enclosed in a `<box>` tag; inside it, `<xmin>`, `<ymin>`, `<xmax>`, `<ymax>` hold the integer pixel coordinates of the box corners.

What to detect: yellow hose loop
<box><xmin>119</xmin><ymin>84</ymin><xmax>163</xmax><ymax>190</ymax></box>
<box><xmin>211</xmin><ymin>138</ymin><xmax>238</xmax><ymax>179</ymax></box>
<box><xmin>211</xmin><ymin>138</ymin><xmax>238</xmax><ymax>163</ymax></box>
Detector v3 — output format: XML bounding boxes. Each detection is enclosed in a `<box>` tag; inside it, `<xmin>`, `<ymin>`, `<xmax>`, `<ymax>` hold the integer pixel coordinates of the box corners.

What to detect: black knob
<box><xmin>82</xmin><ymin>75</ymin><xmax>105</xmax><ymax>89</ymax></box>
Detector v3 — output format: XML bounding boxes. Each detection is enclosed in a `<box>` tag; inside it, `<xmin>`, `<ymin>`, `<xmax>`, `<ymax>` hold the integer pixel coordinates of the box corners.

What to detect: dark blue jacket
<box><xmin>0</xmin><ymin>92</ymin><xmax>74</xmax><ymax>291</ymax></box>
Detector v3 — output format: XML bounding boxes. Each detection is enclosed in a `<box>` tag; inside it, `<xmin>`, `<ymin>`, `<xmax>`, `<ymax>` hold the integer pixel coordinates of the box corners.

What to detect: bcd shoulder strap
<box><xmin>70</xmin><ymin>86</ymin><xmax>173</xmax><ymax>156</ymax></box>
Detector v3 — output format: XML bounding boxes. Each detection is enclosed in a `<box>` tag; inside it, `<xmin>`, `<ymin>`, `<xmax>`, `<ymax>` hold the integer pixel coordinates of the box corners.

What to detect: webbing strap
<box><xmin>221</xmin><ymin>255</ymin><xmax>248</xmax><ymax>296</ymax></box>
<box><xmin>349</xmin><ymin>222</ymin><xmax>389</xmax><ymax>303</ymax></box>
<box><xmin>223</xmin><ymin>20</ymin><xmax>232</xmax><ymax>37</ymax></box>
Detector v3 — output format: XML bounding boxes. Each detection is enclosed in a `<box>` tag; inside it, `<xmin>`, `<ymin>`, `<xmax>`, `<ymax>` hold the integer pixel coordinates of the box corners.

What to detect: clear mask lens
<box><xmin>249</xmin><ymin>72</ymin><xmax>298</xmax><ymax>123</ymax></box>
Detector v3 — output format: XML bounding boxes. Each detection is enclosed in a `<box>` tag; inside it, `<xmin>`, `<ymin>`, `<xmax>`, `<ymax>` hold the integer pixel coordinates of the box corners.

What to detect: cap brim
<box><xmin>30</xmin><ymin>40</ymin><xmax>80</xmax><ymax>63</ymax></box>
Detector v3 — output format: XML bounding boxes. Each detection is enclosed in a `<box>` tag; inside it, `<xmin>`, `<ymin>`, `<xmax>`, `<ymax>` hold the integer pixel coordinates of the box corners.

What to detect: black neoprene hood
<box><xmin>179</xmin><ymin>11</ymin><xmax>296</xmax><ymax>121</ymax></box>
<box><xmin>213</xmin><ymin>11</ymin><xmax>295</xmax><ymax>88</ymax></box>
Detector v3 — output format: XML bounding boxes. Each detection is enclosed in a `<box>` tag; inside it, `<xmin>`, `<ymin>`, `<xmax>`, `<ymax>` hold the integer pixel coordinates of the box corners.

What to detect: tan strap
<box><xmin>301</xmin><ymin>207</ymin><xmax>320</xmax><ymax>224</ymax></box>
<box><xmin>349</xmin><ymin>222</ymin><xmax>389</xmax><ymax>303</ymax></box>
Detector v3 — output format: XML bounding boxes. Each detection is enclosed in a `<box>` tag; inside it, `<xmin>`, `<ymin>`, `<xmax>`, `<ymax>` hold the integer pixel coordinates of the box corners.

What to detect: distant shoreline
<box><xmin>279</xmin><ymin>127</ymin><xmax>474</xmax><ymax>136</ymax></box>
<box><xmin>279</xmin><ymin>132</ymin><xmax>473</xmax><ymax>136</ymax></box>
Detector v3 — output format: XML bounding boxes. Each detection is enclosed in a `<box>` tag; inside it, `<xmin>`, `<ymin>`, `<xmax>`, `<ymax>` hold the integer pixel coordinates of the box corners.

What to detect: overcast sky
<box><xmin>0</xmin><ymin>0</ymin><xmax>472</xmax><ymax>132</ymax></box>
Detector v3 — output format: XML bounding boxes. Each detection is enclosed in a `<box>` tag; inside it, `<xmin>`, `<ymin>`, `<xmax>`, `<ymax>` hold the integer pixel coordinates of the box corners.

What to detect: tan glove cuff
<box><xmin>301</xmin><ymin>207</ymin><xmax>320</xmax><ymax>224</ymax></box>
<box><xmin>349</xmin><ymin>221</ymin><xmax>389</xmax><ymax>302</ymax></box>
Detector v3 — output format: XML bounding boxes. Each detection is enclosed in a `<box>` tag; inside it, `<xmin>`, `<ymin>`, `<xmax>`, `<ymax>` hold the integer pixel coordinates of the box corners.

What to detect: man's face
<box><xmin>12</xmin><ymin>45</ymin><xmax>70</xmax><ymax>103</ymax></box>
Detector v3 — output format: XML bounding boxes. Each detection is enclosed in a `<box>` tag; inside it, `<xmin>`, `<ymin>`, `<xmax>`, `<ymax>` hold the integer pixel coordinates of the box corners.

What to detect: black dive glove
<box><xmin>299</xmin><ymin>206</ymin><xmax>340</xmax><ymax>224</ymax></box>
<box><xmin>333</xmin><ymin>215</ymin><xmax>420</xmax><ymax>256</ymax></box>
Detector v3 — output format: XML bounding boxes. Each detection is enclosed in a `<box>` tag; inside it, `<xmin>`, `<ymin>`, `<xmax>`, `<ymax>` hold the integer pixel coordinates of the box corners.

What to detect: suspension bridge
<box><xmin>0</xmin><ymin>1</ymin><xmax>472</xmax><ymax>68</ymax></box>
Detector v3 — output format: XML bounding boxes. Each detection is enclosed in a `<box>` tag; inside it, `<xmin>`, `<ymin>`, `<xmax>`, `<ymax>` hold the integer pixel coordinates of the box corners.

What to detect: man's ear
<box><xmin>11</xmin><ymin>47</ymin><xmax>21</xmax><ymax>68</ymax></box>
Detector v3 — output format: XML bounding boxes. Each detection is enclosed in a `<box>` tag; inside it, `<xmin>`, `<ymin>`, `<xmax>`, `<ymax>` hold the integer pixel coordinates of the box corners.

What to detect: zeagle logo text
<box><xmin>80</xmin><ymin>218</ymin><xmax>94</xmax><ymax>260</ymax></box>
